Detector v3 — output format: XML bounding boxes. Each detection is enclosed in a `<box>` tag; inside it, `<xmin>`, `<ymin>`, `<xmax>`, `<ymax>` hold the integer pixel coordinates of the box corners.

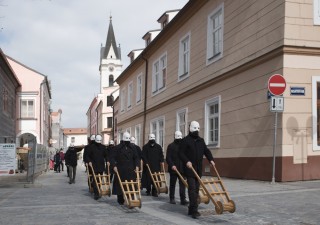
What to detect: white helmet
<box><xmin>109</xmin><ymin>140</ymin><xmax>114</xmax><ymax>145</ymax></box>
<box><xmin>189</xmin><ymin>121</ymin><xmax>200</xmax><ymax>132</ymax></box>
<box><xmin>95</xmin><ymin>134</ymin><xmax>102</xmax><ymax>143</ymax></box>
<box><xmin>174</xmin><ymin>131</ymin><xmax>183</xmax><ymax>139</ymax></box>
<box><xmin>148</xmin><ymin>133</ymin><xmax>155</xmax><ymax>140</ymax></box>
<box><xmin>123</xmin><ymin>132</ymin><xmax>131</xmax><ymax>142</ymax></box>
<box><xmin>90</xmin><ymin>135</ymin><xmax>95</xmax><ymax>141</ymax></box>
<box><xmin>130</xmin><ymin>136</ymin><xmax>136</xmax><ymax>144</ymax></box>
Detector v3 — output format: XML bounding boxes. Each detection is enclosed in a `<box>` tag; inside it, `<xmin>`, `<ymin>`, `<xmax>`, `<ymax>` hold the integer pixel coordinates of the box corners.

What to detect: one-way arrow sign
<box><xmin>270</xmin><ymin>96</ymin><xmax>284</xmax><ymax>112</ymax></box>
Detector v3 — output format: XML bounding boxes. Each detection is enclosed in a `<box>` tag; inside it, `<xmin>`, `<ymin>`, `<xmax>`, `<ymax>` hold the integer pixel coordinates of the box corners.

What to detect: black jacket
<box><xmin>166</xmin><ymin>140</ymin><xmax>183</xmax><ymax>174</ymax></box>
<box><xmin>86</xmin><ymin>142</ymin><xmax>108</xmax><ymax>173</ymax></box>
<box><xmin>65</xmin><ymin>146</ymin><xmax>82</xmax><ymax>167</ymax></box>
<box><xmin>110</xmin><ymin>142</ymin><xmax>139</xmax><ymax>195</ymax></box>
<box><xmin>142</xmin><ymin>142</ymin><xmax>164</xmax><ymax>172</ymax></box>
<box><xmin>179</xmin><ymin>133</ymin><xmax>214</xmax><ymax>177</ymax></box>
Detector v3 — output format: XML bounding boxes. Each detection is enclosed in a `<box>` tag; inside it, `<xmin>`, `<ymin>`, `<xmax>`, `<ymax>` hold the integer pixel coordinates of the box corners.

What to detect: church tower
<box><xmin>97</xmin><ymin>16</ymin><xmax>122</xmax><ymax>143</ymax></box>
<box><xmin>99</xmin><ymin>16</ymin><xmax>122</xmax><ymax>93</ymax></box>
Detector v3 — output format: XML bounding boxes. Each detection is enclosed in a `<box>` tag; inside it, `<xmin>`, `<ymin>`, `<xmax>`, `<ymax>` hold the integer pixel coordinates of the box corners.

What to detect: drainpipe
<box><xmin>40</xmin><ymin>79</ymin><xmax>46</xmax><ymax>145</ymax></box>
<box><xmin>141</xmin><ymin>54</ymin><xmax>148</xmax><ymax>144</ymax></box>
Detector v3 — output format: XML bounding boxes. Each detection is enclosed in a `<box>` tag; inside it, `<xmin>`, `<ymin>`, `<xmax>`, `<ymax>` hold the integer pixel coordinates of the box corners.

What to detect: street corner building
<box><xmin>103</xmin><ymin>0</ymin><xmax>320</xmax><ymax>182</ymax></box>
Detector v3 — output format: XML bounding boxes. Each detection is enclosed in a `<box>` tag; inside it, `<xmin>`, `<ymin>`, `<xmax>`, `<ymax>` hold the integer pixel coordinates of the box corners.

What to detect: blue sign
<box><xmin>290</xmin><ymin>87</ymin><xmax>305</xmax><ymax>96</ymax></box>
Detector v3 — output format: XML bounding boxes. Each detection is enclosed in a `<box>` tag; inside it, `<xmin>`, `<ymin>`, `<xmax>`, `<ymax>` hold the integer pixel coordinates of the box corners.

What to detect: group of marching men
<box><xmin>81</xmin><ymin>121</ymin><xmax>215</xmax><ymax>219</ymax></box>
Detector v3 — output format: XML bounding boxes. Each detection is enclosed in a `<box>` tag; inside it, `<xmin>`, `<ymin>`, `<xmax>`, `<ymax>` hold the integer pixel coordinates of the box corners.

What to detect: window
<box><xmin>107</xmin><ymin>117</ymin><xmax>113</xmax><ymax>128</ymax></box>
<box><xmin>152</xmin><ymin>53</ymin><xmax>167</xmax><ymax>95</ymax></box>
<box><xmin>176</xmin><ymin>108</ymin><xmax>188</xmax><ymax>137</ymax></box>
<box><xmin>21</xmin><ymin>99</ymin><xmax>34</xmax><ymax>118</ymax></box>
<box><xmin>207</xmin><ymin>3</ymin><xmax>224</xmax><ymax>64</ymax></box>
<box><xmin>314</xmin><ymin>0</ymin><xmax>320</xmax><ymax>25</ymax></box>
<box><xmin>71</xmin><ymin>137</ymin><xmax>75</xmax><ymax>143</ymax></box>
<box><xmin>150</xmin><ymin>117</ymin><xmax>165</xmax><ymax>148</ymax></box>
<box><xmin>312</xmin><ymin>77</ymin><xmax>320</xmax><ymax>150</ymax></box>
<box><xmin>120</xmin><ymin>88</ymin><xmax>126</xmax><ymax>113</ymax></box>
<box><xmin>109</xmin><ymin>75</ymin><xmax>114</xmax><ymax>87</ymax></box>
<box><xmin>178</xmin><ymin>33</ymin><xmax>190</xmax><ymax>80</ymax></box>
<box><xmin>135</xmin><ymin>124</ymin><xmax>141</xmax><ymax>147</ymax></box>
<box><xmin>136</xmin><ymin>74</ymin><xmax>142</xmax><ymax>104</ymax></box>
<box><xmin>107</xmin><ymin>95</ymin><xmax>113</xmax><ymax>106</ymax></box>
<box><xmin>205</xmin><ymin>96</ymin><xmax>220</xmax><ymax>147</ymax></box>
<box><xmin>127</xmin><ymin>82</ymin><xmax>133</xmax><ymax>109</ymax></box>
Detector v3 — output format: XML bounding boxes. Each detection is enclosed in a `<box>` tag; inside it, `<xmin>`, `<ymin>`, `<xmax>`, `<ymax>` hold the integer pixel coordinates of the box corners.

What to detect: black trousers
<box><xmin>187</xmin><ymin>176</ymin><xmax>200</xmax><ymax>213</ymax></box>
<box><xmin>169</xmin><ymin>172</ymin><xmax>186</xmax><ymax>200</ymax></box>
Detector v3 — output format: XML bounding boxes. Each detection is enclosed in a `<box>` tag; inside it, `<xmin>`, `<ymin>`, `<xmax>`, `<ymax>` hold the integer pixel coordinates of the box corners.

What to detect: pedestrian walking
<box><xmin>65</xmin><ymin>143</ymin><xmax>83</xmax><ymax>184</ymax></box>
<box><xmin>86</xmin><ymin>134</ymin><xmax>109</xmax><ymax>200</ymax></box>
<box><xmin>53</xmin><ymin>151</ymin><xmax>61</xmax><ymax>173</ymax></box>
<box><xmin>110</xmin><ymin>132</ymin><xmax>139</xmax><ymax>205</ymax></box>
<box><xmin>179</xmin><ymin>121</ymin><xmax>215</xmax><ymax>219</ymax></box>
<box><xmin>59</xmin><ymin>149</ymin><xmax>65</xmax><ymax>172</ymax></box>
<box><xmin>141</xmin><ymin>133</ymin><xmax>164</xmax><ymax>197</ymax></box>
<box><xmin>166</xmin><ymin>131</ymin><xmax>189</xmax><ymax>205</ymax></box>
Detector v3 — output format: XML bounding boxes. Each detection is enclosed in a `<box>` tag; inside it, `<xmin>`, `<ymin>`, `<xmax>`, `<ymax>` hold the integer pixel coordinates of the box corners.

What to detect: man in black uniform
<box><xmin>83</xmin><ymin>135</ymin><xmax>95</xmax><ymax>191</ymax></box>
<box><xmin>166</xmin><ymin>131</ymin><xmax>188</xmax><ymax>205</ymax></box>
<box><xmin>141</xmin><ymin>134</ymin><xmax>164</xmax><ymax>197</ymax></box>
<box><xmin>179</xmin><ymin>121</ymin><xmax>215</xmax><ymax>219</ymax></box>
<box><xmin>86</xmin><ymin>134</ymin><xmax>109</xmax><ymax>200</ymax></box>
<box><xmin>110</xmin><ymin>132</ymin><xmax>139</xmax><ymax>205</ymax></box>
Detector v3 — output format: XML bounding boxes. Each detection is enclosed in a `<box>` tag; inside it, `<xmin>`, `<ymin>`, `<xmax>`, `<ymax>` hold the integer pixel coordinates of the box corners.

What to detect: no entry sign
<box><xmin>268</xmin><ymin>74</ymin><xmax>286</xmax><ymax>96</ymax></box>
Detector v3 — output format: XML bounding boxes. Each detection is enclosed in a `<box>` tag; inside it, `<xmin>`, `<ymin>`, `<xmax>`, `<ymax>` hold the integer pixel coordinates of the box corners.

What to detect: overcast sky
<box><xmin>0</xmin><ymin>0</ymin><xmax>188</xmax><ymax>128</ymax></box>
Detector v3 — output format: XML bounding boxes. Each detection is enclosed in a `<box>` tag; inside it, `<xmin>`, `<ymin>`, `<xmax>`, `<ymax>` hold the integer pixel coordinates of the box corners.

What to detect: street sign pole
<box><xmin>271</xmin><ymin>111</ymin><xmax>277</xmax><ymax>184</ymax></box>
<box><xmin>268</xmin><ymin>74</ymin><xmax>286</xmax><ymax>184</ymax></box>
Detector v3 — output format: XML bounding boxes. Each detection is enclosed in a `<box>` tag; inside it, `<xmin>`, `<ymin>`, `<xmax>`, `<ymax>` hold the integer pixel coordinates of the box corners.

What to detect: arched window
<box><xmin>109</xmin><ymin>75</ymin><xmax>114</xmax><ymax>87</ymax></box>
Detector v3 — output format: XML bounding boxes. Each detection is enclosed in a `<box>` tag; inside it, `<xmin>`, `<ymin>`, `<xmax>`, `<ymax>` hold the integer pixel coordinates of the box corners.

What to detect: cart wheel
<box><xmin>215</xmin><ymin>201</ymin><xmax>224</xmax><ymax>215</ymax></box>
<box><xmin>228</xmin><ymin>200</ymin><xmax>236</xmax><ymax>213</ymax></box>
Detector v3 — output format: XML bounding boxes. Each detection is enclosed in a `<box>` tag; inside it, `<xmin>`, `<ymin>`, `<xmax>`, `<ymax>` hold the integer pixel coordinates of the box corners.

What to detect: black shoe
<box><xmin>169</xmin><ymin>199</ymin><xmax>176</xmax><ymax>204</ymax></box>
<box><xmin>180</xmin><ymin>199</ymin><xmax>189</xmax><ymax>205</ymax></box>
<box><xmin>191</xmin><ymin>213</ymin><xmax>199</xmax><ymax>219</ymax></box>
<box><xmin>188</xmin><ymin>211</ymin><xmax>200</xmax><ymax>216</ymax></box>
<box><xmin>69</xmin><ymin>181</ymin><xmax>72</xmax><ymax>184</ymax></box>
<box><xmin>94</xmin><ymin>195</ymin><xmax>100</xmax><ymax>200</ymax></box>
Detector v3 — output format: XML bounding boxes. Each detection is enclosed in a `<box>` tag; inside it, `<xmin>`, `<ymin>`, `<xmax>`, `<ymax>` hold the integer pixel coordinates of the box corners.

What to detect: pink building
<box><xmin>6</xmin><ymin>56</ymin><xmax>52</xmax><ymax>148</ymax></box>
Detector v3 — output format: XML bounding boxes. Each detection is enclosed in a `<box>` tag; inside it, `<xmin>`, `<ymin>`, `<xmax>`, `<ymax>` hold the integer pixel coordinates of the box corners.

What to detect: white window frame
<box><xmin>127</xmin><ymin>81</ymin><xmax>133</xmax><ymax>110</ymax></box>
<box><xmin>120</xmin><ymin>88</ymin><xmax>126</xmax><ymax>113</ymax></box>
<box><xmin>312</xmin><ymin>76</ymin><xmax>320</xmax><ymax>150</ymax></box>
<box><xmin>21</xmin><ymin>99</ymin><xmax>35</xmax><ymax>118</ymax></box>
<box><xmin>178</xmin><ymin>32</ymin><xmax>191</xmax><ymax>81</ymax></box>
<box><xmin>135</xmin><ymin>124</ymin><xmax>141</xmax><ymax>146</ymax></box>
<box><xmin>150</xmin><ymin>116</ymin><xmax>165</xmax><ymax>149</ymax></box>
<box><xmin>152</xmin><ymin>53</ymin><xmax>167</xmax><ymax>95</ymax></box>
<box><xmin>176</xmin><ymin>108</ymin><xmax>188</xmax><ymax>137</ymax></box>
<box><xmin>204</xmin><ymin>96</ymin><xmax>221</xmax><ymax>148</ymax></box>
<box><xmin>136</xmin><ymin>73</ymin><xmax>142</xmax><ymax>104</ymax></box>
<box><xmin>206</xmin><ymin>2</ymin><xmax>224</xmax><ymax>65</ymax></box>
<box><xmin>314</xmin><ymin>0</ymin><xmax>320</xmax><ymax>25</ymax></box>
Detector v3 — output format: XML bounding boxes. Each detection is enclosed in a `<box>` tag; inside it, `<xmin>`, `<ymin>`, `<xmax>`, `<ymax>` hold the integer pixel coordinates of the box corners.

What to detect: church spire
<box><xmin>103</xmin><ymin>16</ymin><xmax>120</xmax><ymax>60</ymax></box>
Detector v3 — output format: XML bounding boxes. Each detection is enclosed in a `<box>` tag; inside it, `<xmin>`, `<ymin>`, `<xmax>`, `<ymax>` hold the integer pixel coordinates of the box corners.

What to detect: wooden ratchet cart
<box><xmin>115</xmin><ymin>169</ymin><xmax>142</xmax><ymax>209</ymax></box>
<box><xmin>175</xmin><ymin>168</ymin><xmax>209</xmax><ymax>204</ymax></box>
<box><xmin>190</xmin><ymin>165</ymin><xmax>236</xmax><ymax>214</ymax></box>
<box><xmin>146</xmin><ymin>163</ymin><xmax>168</xmax><ymax>195</ymax></box>
<box><xmin>89</xmin><ymin>163</ymin><xmax>111</xmax><ymax>197</ymax></box>
<box><xmin>85</xmin><ymin>163</ymin><xmax>93</xmax><ymax>193</ymax></box>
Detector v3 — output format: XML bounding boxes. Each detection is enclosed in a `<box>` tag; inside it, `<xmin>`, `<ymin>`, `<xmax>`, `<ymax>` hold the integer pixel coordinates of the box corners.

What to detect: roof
<box><xmin>103</xmin><ymin>17</ymin><xmax>120</xmax><ymax>59</ymax></box>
